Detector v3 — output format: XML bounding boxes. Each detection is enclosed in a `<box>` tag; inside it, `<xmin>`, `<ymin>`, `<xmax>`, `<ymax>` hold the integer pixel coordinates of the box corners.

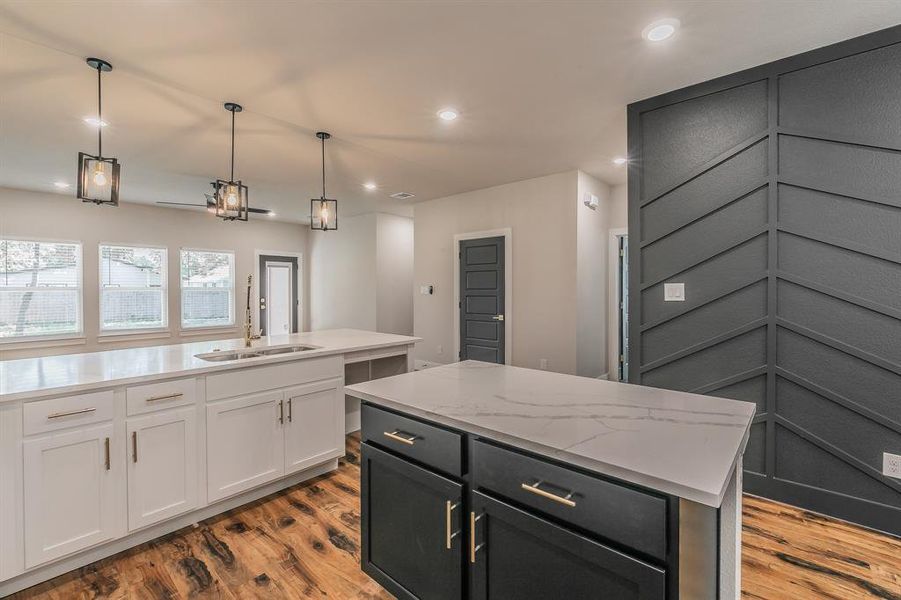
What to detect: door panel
<box><xmin>284</xmin><ymin>379</ymin><xmax>344</xmax><ymax>474</ymax></box>
<box><xmin>207</xmin><ymin>391</ymin><xmax>284</xmax><ymax>502</ymax></box>
<box><xmin>469</xmin><ymin>491</ymin><xmax>665</xmax><ymax>600</ymax></box>
<box><xmin>361</xmin><ymin>443</ymin><xmax>464</xmax><ymax>600</ymax></box>
<box><xmin>23</xmin><ymin>423</ymin><xmax>119</xmax><ymax>567</ymax></box>
<box><xmin>127</xmin><ymin>407</ymin><xmax>198</xmax><ymax>530</ymax></box>
<box><xmin>459</xmin><ymin>236</ymin><xmax>505</xmax><ymax>364</ymax></box>
<box><xmin>258</xmin><ymin>254</ymin><xmax>298</xmax><ymax>335</ymax></box>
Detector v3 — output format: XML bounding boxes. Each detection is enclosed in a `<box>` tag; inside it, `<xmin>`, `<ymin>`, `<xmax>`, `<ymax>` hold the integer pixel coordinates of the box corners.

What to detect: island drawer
<box><xmin>126</xmin><ymin>378</ymin><xmax>196</xmax><ymax>415</ymax></box>
<box><xmin>362</xmin><ymin>404</ymin><xmax>462</xmax><ymax>477</ymax></box>
<box><xmin>24</xmin><ymin>390</ymin><xmax>115</xmax><ymax>435</ymax></box>
<box><xmin>472</xmin><ymin>440</ymin><xmax>668</xmax><ymax>560</ymax></box>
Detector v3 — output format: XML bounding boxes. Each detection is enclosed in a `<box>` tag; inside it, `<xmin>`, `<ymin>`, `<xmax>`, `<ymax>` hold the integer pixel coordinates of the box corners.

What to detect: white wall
<box><xmin>414</xmin><ymin>171</ymin><xmax>579</xmax><ymax>373</ymax></box>
<box><xmin>607</xmin><ymin>183</ymin><xmax>628</xmax><ymax>379</ymax></box>
<box><xmin>576</xmin><ymin>171</ymin><xmax>611</xmax><ymax>378</ymax></box>
<box><xmin>0</xmin><ymin>187</ymin><xmax>309</xmax><ymax>360</ymax></box>
<box><xmin>376</xmin><ymin>213</ymin><xmax>414</xmax><ymax>335</ymax></box>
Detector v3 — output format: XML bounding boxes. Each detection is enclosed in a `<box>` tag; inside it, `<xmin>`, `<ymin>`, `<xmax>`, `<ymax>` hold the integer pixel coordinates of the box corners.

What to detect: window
<box><xmin>99</xmin><ymin>244</ymin><xmax>167</xmax><ymax>332</ymax></box>
<box><xmin>0</xmin><ymin>239</ymin><xmax>82</xmax><ymax>340</ymax></box>
<box><xmin>180</xmin><ymin>249</ymin><xmax>235</xmax><ymax>329</ymax></box>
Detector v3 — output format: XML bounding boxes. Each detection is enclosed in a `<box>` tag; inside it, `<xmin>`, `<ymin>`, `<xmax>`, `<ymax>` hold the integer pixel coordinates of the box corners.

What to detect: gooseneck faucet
<box><xmin>243</xmin><ymin>274</ymin><xmax>262</xmax><ymax>347</ymax></box>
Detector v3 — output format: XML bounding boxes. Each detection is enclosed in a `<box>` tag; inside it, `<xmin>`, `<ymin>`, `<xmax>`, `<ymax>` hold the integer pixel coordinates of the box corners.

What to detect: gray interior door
<box><xmin>459</xmin><ymin>236</ymin><xmax>505</xmax><ymax>363</ymax></box>
<box><xmin>258</xmin><ymin>254</ymin><xmax>298</xmax><ymax>335</ymax></box>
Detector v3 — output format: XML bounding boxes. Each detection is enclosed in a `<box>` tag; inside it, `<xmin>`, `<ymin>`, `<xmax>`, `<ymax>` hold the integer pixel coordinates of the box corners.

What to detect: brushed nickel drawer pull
<box><xmin>521</xmin><ymin>481</ymin><xmax>577</xmax><ymax>507</ymax></box>
<box><xmin>446</xmin><ymin>501</ymin><xmax>460</xmax><ymax>549</ymax></box>
<box><xmin>47</xmin><ymin>407</ymin><xmax>96</xmax><ymax>419</ymax></box>
<box><xmin>104</xmin><ymin>437</ymin><xmax>110</xmax><ymax>471</ymax></box>
<box><xmin>287</xmin><ymin>398</ymin><xmax>293</xmax><ymax>423</ymax></box>
<box><xmin>146</xmin><ymin>392</ymin><xmax>183</xmax><ymax>402</ymax></box>
<box><xmin>383</xmin><ymin>430</ymin><xmax>417</xmax><ymax>445</ymax></box>
<box><xmin>469</xmin><ymin>511</ymin><xmax>484</xmax><ymax>563</ymax></box>
<box><xmin>132</xmin><ymin>431</ymin><xmax>138</xmax><ymax>463</ymax></box>
<box><xmin>278</xmin><ymin>400</ymin><xmax>284</xmax><ymax>424</ymax></box>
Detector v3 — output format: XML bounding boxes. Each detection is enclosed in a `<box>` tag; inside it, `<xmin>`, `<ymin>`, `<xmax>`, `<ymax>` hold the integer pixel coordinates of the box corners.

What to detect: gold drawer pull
<box><xmin>446</xmin><ymin>501</ymin><xmax>460</xmax><ymax>549</ymax></box>
<box><xmin>469</xmin><ymin>511</ymin><xmax>485</xmax><ymax>563</ymax></box>
<box><xmin>383</xmin><ymin>430</ymin><xmax>417</xmax><ymax>445</ymax></box>
<box><xmin>146</xmin><ymin>392</ymin><xmax>183</xmax><ymax>402</ymax></box>
<box><xmin>521</xmin><ymin>481</ymin><xmax>577</xmax><ymax>507</ymax></box>
<box><xmin>47</xmin><ymin>407</ymin><xmax>96</xmax><ymax>419</ymax></box>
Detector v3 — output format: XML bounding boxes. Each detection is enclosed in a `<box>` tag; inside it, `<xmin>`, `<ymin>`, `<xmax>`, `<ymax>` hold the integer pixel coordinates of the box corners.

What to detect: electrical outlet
<box><xmin>437</xmin><ymin>345</ymin><xmax>443</xmax><ymax>355</ymax></box>
<box><xmin>539</xmin><ymin>358</ymin><xmax>548</xmax><ymax>370</ymax></box>
<box><xmin>884</xmin><ymin>452</ymin><xmax>901</xmax><ymax>479</ymax></box>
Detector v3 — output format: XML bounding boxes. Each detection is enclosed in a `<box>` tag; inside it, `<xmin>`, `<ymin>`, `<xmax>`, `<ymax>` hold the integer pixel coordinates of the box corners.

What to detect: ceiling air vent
<box><xmin>390</xmin><ymin>192</ymin><xmax>415</xmax><ymax>200</ymax></box>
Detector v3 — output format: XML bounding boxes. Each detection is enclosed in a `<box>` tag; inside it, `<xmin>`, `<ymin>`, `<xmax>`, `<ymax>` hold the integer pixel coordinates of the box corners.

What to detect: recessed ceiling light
<box><xmin>83</xmin><ymin>116</ymin><xmax>109</xmax><ymax>127</ymax></box>
<box><xmin>642</xmin><ymin>18</ymin><xmax>680</xmax><ymax>42</ymax></box>
<box><xmin>363</xmin><ymin>182</ymin><xmax>377</xmax><ymax>191</ymax></box>
<box><xmin>613</xmin><ymin>157</ymin><xmax>627</xmax><ymax>165</ymax></box>
<box><xmin>437</xmin><ymin>108</ymin><xmax>458</xmax><ymax>121</ymax></box>
<box><xmin>53</xmin><ymin>181</ymin><xmax>71</xmax><ymax>189</ymax></box>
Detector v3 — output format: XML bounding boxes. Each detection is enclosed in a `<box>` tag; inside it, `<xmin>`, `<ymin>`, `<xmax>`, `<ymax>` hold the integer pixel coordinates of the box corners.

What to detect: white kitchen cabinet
<box><xmin>206</xmin><ymin>390</ymin><xmax>285</xmax><ymax>503</ymax></box>
<box><xmin>23</xmin><ymin>423</ymin><xmax>120</xmax><ymax>568</ymax></box>
<box><xmin>284</xmin><ymin>378</ymin><xmax>344</xmax><ymax>474</ymax></box>
<box><xmin>126</xmin><ymin>406</ymin><xmax>198</xmax><ymax>531</ymax></box>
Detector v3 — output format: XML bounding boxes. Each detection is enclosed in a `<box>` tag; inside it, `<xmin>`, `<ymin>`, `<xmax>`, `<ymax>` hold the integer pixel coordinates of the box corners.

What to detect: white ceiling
<box><xmin>1</xmin><ymin>1</ymin><xmax>899</xmax><ymax>223</ymax></box>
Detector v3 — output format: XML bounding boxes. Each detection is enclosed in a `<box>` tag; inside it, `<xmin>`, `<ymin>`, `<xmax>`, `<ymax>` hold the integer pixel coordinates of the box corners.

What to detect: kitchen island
<box><xmin>0</xmin><ymin>328</ymin><xmax>418</xmax><ymax>596</ymax></box>
<box><xmin>347</xmin><ymin>360</ymin><xmax>756</xmax><ymax>600</ymax></box>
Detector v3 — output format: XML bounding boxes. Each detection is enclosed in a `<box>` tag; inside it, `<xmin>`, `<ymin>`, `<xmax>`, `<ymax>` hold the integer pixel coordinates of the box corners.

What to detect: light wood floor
<box><xmin>10</xmin><ymin>435</ymin><xmax>901</xmax><ymax>599</ymax></box>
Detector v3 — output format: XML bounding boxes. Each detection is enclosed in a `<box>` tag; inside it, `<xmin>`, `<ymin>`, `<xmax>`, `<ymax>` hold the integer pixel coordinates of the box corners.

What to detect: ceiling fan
<box><xmin>157</xmin><ymin>185</ymin><xmax>275</xmax><ymax>217</ymax></box>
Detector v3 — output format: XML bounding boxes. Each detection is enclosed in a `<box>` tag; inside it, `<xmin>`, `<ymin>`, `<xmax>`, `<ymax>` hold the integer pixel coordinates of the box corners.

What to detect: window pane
<box><xmin>100</xmin><ymin>245</ymin><xmax>167</xmax><ymax>331</ymax></box>
<box><xmin>0</xmin><ymin>290</ymin><xmax>80</xmax><ymax>338</ymax></box>
<box><xmin>180</xmin><ymin>250</ymin><xmax>234</xmax><ymax>328</ymax></box>
<box><xmin>101</xmin><ymin>289</ymin><xmax>166</xmax><ymax>330</ymax></box>
<box><xmin>0</xmin><ymin>240</ymin><xmax>79</xmax><ymax>289</ymax></box>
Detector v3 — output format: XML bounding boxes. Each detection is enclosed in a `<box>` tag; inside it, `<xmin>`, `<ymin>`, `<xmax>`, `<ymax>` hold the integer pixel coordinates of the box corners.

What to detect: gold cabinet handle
<box><xmin>469</xmin><ymin>511</ymin><xmax>484</xmax><ymax>563</ymax></box>
<box><xmin>287</xmin><ymin>398</ymin><xmax>293</xmax><ymax>423</ymax></box>
<box><xmin>146</xmin><ymin>392</ymin><xmax>183</xmax><ymax>402</ymax></box>
<box><xmin>520</xmin><ymin>481</ymin><xmax>577</xmax><ymax>507</ymax></box>
<box><xmin>104</xmin><ymin>437</ymin><xmax>110</xmax><ymax>471</ymax></box>
<box><xmin>47</xmin><ymin>407</ymin><xmax>96</xmax><ymax>419</ymax></box>
<box><xmin>132</xmin><ymin>431</ymin><xmax>138</xmax><ymax>463</ymax></box>
<box><xmin>383</xmin><ymin>430</ymin><xmax>417</xmax><ymax>445</ymax></box>
<box><xmin>446</xmin><ymin>501</ymin><xmax>460</xmax><ymax>549</ymax></box>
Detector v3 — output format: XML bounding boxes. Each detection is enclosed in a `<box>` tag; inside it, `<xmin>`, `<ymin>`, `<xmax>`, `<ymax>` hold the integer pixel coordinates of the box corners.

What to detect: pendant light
<box><xmin>310</xmin><ymin>131</ymin><xmax>337</xmax><ymax>231</ymax></box>
<box><xmin>212</xmin><ymin>102</ymin><xmax>249</xmax><ymax>221</ymax></box>
<box><xmin>77</xmin><ymin>58</ymin><xmax>120</xmax><ymax>206</ymax></box>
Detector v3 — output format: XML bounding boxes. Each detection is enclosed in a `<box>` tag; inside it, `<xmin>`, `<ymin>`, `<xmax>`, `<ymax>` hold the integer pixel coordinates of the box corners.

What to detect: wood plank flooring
<box><xmin>10</xmin><ymin>434</ymin><xmax>901</xmax><ymax>599</ymax></box>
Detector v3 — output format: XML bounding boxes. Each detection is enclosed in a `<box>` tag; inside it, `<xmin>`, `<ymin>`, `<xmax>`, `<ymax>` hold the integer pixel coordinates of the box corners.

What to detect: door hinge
<box><xmin>619</xmin><ymin>354</ymin><xmax>625</xmax><ymax>363</ymax></box>
<box><xmin>619</xmin><ymin>248</ymin><xmax>625</xmax><ymax>257</ymax></box>
<box><xmin>458</xmin><ymin>301</ymin><xmax>462</xmax><ymax>308</ymax></box>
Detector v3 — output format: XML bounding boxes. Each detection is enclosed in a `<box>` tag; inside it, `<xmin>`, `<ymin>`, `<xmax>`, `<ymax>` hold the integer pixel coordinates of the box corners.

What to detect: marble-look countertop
<box><xmin>346</xmin><ymin>361</ymin><xmax>755</xmax><ymax>507</ymax></box>
<box><xmin>0</xmin><ymin>329</ymin><xmax>419</xmax><ymax>403</ymax></box>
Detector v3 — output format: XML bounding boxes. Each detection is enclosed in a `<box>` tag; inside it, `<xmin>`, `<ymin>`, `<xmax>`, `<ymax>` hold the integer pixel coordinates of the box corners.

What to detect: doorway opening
<box><xmin>617</xmin><ymin>234</ymin><xmax>629</xmax><ymax>381</ymax></box>
<box><xmin>257</xmin><ymin>253</ymin><xmax>300</xmax><ymax>336</ymax></box>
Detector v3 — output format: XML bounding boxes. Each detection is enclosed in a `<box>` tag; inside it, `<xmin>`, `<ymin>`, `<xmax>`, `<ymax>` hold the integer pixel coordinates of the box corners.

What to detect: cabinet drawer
<box><xmin>205</xmin><ymin>356</ymin><xmax>343</xmax><ymax>401</ymax></box>
<box><xmin>126</xmin><ymin>378</ymin><xmax>196</xmax><ymax>416</ymax></box>
<box><xmin>472</xmin><ymin>440</ymin><xmax>668</xmax><ymax>560</ymax></box>
<box><xmin>362</xmin><ymin>404</ymin><xmax>462</xmax><ymax>477</ymax></box>
<box><xmin>24</xmin><ymin>390</ymin><xmax>115</xmax><ymax>436</ymax></box>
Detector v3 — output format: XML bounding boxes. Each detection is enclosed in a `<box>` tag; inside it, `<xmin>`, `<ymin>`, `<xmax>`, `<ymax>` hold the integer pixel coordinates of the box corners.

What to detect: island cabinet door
<box><xmin>126</xmin><ymin>406</ymin><xmax>198</xmax><ymax>531</ymax></box>
<box><xmin>206</xmin><ymin>390</ymin><xmax>285</xmax><ymax>503</ymax></box>
<box><xmin>361</xmin><ymin>443</ymin><xmax>464</xmax><ymax>600</ymax></box>
<box><xmin>23</xmin><ymin>423</ymin><xmax>121</xmax><ymax>568</ymax></box>
<box><xmin>283</xmin><ymin>378</ymin><xmax>344</xmax><ymax>474</ymax></box>
<box><xmin>469</xmin><ymin>491</ymin><xmax>666</xmax><ymax>600</ymax></box>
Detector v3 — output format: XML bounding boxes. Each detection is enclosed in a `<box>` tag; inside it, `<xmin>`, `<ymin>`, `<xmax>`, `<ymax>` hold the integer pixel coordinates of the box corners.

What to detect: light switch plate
<box><xmin>664</xmin><ymin>282</ymin><xmax>685</xmax><ymax>302</ymax></box>
<box><xmin>884</xmin><ymin>452</ymin><xmax>901</xmax><ymax>479</ymax></box>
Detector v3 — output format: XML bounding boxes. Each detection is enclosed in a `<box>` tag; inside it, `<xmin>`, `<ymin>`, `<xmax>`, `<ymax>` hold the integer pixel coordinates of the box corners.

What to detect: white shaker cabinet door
<box><xmin>284</xmin><ymin>378</ymin><xmax>345</xmax><ymax>474</ymax></box>
<box><xmin>23</xmin><ymin>423</ymin><xmax>120</xmax><ymax>568</ymax></box>
<box><xmin>206</xmin><ymin>390</ymin><xmax>285</xmax><ymax>503</ymax></box>
<box><xmin>126</xmin><ymin>406</ymin><xmax>199</xmax><ymax>531</ymax></box>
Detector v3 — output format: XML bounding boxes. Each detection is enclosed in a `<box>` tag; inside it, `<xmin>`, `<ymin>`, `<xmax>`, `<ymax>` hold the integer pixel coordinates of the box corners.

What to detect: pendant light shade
<box><xmin>212</xmin><ymin>102</ymin><xmax>249</xmax><ymax>221</ymax></box>
<box><xmin>77</xmin><ymin>58</ymin><xmax>120</xmax><ymax>206</ymax></box>
<box><xmin>310</xmin><ymin>132</ymin><xmax>337</xmax><ymax>231</ymax></box>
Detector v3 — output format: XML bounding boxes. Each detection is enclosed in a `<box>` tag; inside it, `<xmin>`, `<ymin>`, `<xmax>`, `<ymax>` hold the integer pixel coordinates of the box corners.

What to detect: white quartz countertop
<box><xmin>346</xmin><ymin>361</ymin><xmax>755</xmax><ymax>507</ymax></box>
<box><xmin>0</xmin><ymin>329</ymin><xmax>419</xmax><ymax>403</ymax></box>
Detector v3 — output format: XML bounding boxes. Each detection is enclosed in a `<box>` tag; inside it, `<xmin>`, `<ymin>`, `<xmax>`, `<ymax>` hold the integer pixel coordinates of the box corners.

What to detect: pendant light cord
<box><xmin>321</xmin><ymin>134</ymin><xmax>326</xmax><ymax>199</ymax></box>
<box><xmin>230</xmin><ymin>109</ymin><xmax>236</xmax><ymax>182</ymax></box>
<box><xmin>97</xmin><ymin>65</ymin><xmax>103</xmax><ymax>158</ymax></box>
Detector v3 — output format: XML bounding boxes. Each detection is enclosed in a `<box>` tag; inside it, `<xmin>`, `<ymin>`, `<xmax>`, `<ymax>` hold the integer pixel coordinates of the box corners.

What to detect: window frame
<box><xmin>98</xmin><ymin>242</ymin><xmax>169</xmax><ymax>335</ymax></box>
<box><xmin>0</xmin><ymin>236</ymin><xmax>84</xmax><ymax>344</ymax></box>
<box><xmin>179</xmin><ymin>247</ymin><xmax>237</xmax><ymax>331</ymax></box>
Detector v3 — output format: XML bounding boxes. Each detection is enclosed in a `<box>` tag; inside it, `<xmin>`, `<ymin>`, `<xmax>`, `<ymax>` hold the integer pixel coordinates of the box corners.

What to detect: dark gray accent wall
<box><xmin>628</xmin><ymin>26</ymin><xmax>901</xmax><ymax>536</ymax></box>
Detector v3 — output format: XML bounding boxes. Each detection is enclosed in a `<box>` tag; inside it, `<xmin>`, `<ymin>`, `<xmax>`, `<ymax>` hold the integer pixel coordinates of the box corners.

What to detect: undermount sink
<box><xmin>195</xmin><ymin>345</ymin><xmax>318</xmax><ymax>362</ymax></box>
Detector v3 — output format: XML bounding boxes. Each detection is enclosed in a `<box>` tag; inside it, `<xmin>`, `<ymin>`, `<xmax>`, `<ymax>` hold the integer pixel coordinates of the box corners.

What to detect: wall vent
<box><xmin>390</xmin><ymin>192</ymin><xmax>416</xmax><ymax>200</ymax></box>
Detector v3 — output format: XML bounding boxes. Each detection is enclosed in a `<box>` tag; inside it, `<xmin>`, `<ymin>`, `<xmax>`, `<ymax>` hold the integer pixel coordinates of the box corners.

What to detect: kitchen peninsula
<box><xmin>0</xmin><ymin>328</ymin><xmax>419</xmax><ymax>596</ymax></box>
<box><xmin>347</xmin><ymin>360</ymin><xmax>756</xmax><ymax>600</ymax></box>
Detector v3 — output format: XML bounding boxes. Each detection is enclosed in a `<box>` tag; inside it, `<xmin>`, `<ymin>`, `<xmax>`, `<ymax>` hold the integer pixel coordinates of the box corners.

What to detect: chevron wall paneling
<box><xmin>627</xmin><ymin>26</ymin><xmax>901</xmax><ymax>535</ymax></box>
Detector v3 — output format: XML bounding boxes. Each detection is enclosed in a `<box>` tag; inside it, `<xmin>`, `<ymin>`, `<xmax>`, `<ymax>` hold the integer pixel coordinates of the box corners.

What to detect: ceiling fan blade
<box><xmin>157</xmin><ymin>201</ymin><xmax>206</xmax><ymax>207</ymax></box>
<box><xmin>248</xmin><ymin>207</ymin><xmax>274</xmax><ymax>214</ymax></box>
